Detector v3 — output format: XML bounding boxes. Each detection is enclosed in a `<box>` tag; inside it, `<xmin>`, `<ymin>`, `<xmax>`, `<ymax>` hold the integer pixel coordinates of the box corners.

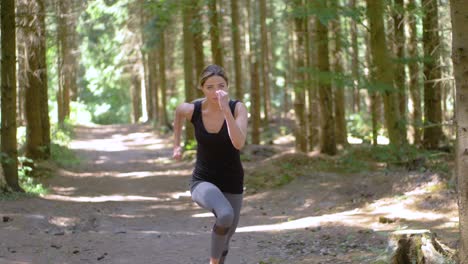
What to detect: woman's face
<box><xmin>200</xmin><ymin>75</ymin><xmax>228</xmax><ymax>103</ymax></box>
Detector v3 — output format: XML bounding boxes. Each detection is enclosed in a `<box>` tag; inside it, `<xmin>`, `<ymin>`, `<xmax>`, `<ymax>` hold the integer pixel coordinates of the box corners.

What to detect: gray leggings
<box><xmin>191</xmin><ymin>181</ymin><xmax>243</xmax><ymax>260</ymax></box>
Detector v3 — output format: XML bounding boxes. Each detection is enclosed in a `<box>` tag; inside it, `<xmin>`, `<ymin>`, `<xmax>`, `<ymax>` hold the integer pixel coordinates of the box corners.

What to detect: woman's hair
<box><xmin>199</xmin><ymin>64</ymin><xmax>229</xmax><ymax>87</ymax></box>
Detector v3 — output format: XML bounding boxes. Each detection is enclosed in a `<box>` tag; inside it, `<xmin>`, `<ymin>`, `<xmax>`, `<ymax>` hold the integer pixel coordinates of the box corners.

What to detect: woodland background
<box><xmin>2</xmin><ymin>0</ymin><xmax>468</xmax><ymax>262</ymax></box>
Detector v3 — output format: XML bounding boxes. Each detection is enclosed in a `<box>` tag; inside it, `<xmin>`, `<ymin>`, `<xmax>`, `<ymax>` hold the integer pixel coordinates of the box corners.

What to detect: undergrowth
<box><xmin>1</xmin><ymin>120</ymin><xmax>80</xmax><ymax>199</ymax></box>
<box><xmin>245</xmin><ymin>144</ymin><xmax>453</xmax><ymax>193</ymax></box>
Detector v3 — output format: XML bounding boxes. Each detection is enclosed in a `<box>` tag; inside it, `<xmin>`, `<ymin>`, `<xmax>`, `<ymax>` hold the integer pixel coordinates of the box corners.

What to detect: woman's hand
<box><xmin>216</xmin><ymin>90</ymin><xmax>230</xmax><ymax>111</ymax></box>
<box><xmin>173</xmin><ymin>146</ymin><xmax>183</xmax><ymax>161</ymax></box>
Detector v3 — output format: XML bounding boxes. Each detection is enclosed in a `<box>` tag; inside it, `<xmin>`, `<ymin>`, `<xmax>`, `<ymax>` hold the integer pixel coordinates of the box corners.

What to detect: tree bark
<box><xmin>393</xmin><ymin>0</ymin><xmax>407</xmax><ymax>144</ymax></box>
<box><xmin>192</xmin><ymin>0</ymin><xmax>205</xmax><ymax>98</ymax></box>
<box><xmin>149</xmin><ymin>50</ymin><xmax>159</xmax><ymax>126</ymax></box>
<box><xmin>231</xmin><ymin>0</ymin><xmax>243</xmax><ymax>100</ymax></box>
<box><xmin>259</xmin><ymin>0</ymin><xmax>271</xmax><ymax>124</ymax></box>
<box><xmin>451</xmin><ymin>1</ymin><xmax>468</xmax><ymax>261</ymax></box>
<box><xmin>366</xmin><ymin>0</ymin><xmax>402</xmax><ymax>146</ymax></box>
<box><xmin>20</xmin><ymin>0</ymin><xmax>48</xmax><ymax>160</ymax></box>
<box><xmin>57</xmin><ymin>0</ymin><xmax>71</xmax><ymax>124</ymax></box>
<box><xmin>1</xmin><ymin>0</ymin><xmax>22</xmax><ymax>192</ymax></box>
<box><xmin>307</xmin><ymin>18</ymin><xmax>319</xmax><ymax>150</ymax></box>
<box><xmin>158</xmin><ymin>31</ymin><xmax>169</xmax><ymax>128</ymax></box>
<box><xmin>251</xmin><ymin>61</ymin><xmax>261</xmax><ymax>145</ymax></box>
<box><xmin>407</xmin><ymin>0</ymin><xmax>422</xmax><ymax>145</ymax></box>
<box><xmin>208</xmin><ymin>0</ymin><xmax>224</xmax><ymax>66</ymax></box>
<box><xmin>350</xmin><ymin>0</ymin><xmax>360</xmax><ymax>113</ymax></box>
<box><xmin>331</xmin><ymin>1</ymin><xmax>348</xmax><ymax>146</ymax></box>
<box><xmin>316</xmin><ymin>1</ymin><xmax>336</xmax><ymax>155</ymax></box>
<box><xmin>131</xmin><ymin>75</ymin><xmax>142</xmax><ymax>123</ymax></box>
<box><xmin>183</xmin><ymin>1</ymin><xmax>195</xmax><ymax>144</ymax></box>
<box><xmin>293</xmin><ymin>0</ymin><xmax>307</xmax><ymax>152</ymax></box>
<box><xmin>422</xmin><ymin>0</ymin><xmax>443</xmax><ymax>149</ymax></box>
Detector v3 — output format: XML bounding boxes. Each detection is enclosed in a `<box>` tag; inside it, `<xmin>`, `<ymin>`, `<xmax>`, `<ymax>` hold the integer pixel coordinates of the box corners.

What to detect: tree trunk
<box><xmin>1</xmin><ymin>0</ymin><xmax>22</xmax><ymax>192</ymax></box>
<box><xmin>259</xmin><ymin>0</ymin><xmax>271</xmax><ymax>124</ymax></box>
<box><xmin>140</xmin><ymin>3</ymin><xmax>153</xmax><ymax>121</ymax></box>
<box><xmin>393</xmin><ymin>0</ymin><xmax>407</xmax><ymax>144</ymax></box>
<box><xmin>57</xmin><ymin>0</ymin><xmax>71</xmax><ymax>124</ymax></box>
<box><xmin>131</xmin><ymin>75</ymin><xmax>142</xmax><ymax>123</ymax></box>
<box><xmin>366</xmin><ymin>0</ymin><xmax>402</xmax><ymax>146</ymax></box>
<box><xmin>316</xmin><ymin>1</ymin><xmax>336</xmax><ymax>155</ymax></box>
<box><xmin>208</xmin><ymin>0</ymin><xmax>224</xmax><ymax>66</ymax></box>
<box><xmin>307</xmin><ymin>18</ymin><xmax>319</xmax><ymax>150</ymax></box>
<box><xmin>20</xmin><ymin>0</ymin><xmax>47</xmax><ymax>161</ymax></box>
<box><xmin>183</xmin><ymin>1</ymin><xmax>195</xmax><ymax>144</ymax></box>
<box><xmin>407</xmin><ymin>0</ymin><xmax>422</xmax><ymax>145</ymax></box>
<box><xmin>17</xmin><ymin>28</ymin><xmax>27</xmax><ymax>127</ymax></box>
<box><xmin>149</xmin><ymin>50</ymin><xmax>159</xmax><ymax>126</ymax></box>
<box><xmin>451</xmin><ymin>1</ymin><xmax>468</xmax><ymax>261</ymax></box>
<box><xmin>387</xmin><ymin>229</ymin><xmax>455</xmax><ymax>263</ymax></box>
<box><xmin>158</xmin><ymin>31</ymin><xmax>169</xmax><ymax>128</ymax></box>
<box><xmin>192</xmin><ymin>0</ymin><xmax>205</xmax><ymax>98</ymax></box>
<box><xmin>422</xmin><ymin>0</ymin><xmax>443</xmax><ymax>149</ymax></box>
<box><xmin>350</xmin><ymin>0</ymin><xmax>360</xmax><ymax>113</ymax></box>
<box><xmin>293</xmin><ymin>0</ymin><xmax>307</xmax><ymax>153</ymax></box>
<box><xmin>251</xmin><ymin>61</ymin><xmax>261</xmax><ymax>145</ymax></box>
<box><xmin>231</xmin><ymin>0</ymin><xmax>243</xmax><ymax>100</ymax></box>
<box><xmin>331</xmin><ymin>1</ymin><xmax>348</xmax><ymax>146</ymax></box>
<box><xmin>38</xmin><ymin>0</ymin><xmax>50</xmax><ymax>158</ymax></box>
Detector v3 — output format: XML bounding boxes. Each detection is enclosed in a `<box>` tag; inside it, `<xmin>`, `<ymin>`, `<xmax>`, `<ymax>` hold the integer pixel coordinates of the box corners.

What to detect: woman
<box><xmin>172</xmin><ymin>64</ymin><xmax>248</xmax><ymax>264</ymax></box>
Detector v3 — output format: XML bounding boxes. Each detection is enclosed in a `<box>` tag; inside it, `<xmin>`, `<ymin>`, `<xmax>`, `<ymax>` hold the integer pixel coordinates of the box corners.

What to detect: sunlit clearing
<box><xmin>377</xmin><ymin>135</ymin><xmax>389</xmax><ymax>145</ymax></box>
<box><xmin>273</xmin><ymin>134</ymin><xmax>294</xmax><ymax>145</ymax></box>
<box><xmin>70</xmin><ymin>139</ymin><xmax>128</xmax><ymax>151</ymax></box>
<box><xmin>348</xmin><ymin>136</ymin><xmax>363</xmax><ymax>144</ymax></box>
<box><xmin>43</xmin><ymin>194</ymin><xmax>165</xmax><ymax>202</ymax></box>
<box><xmin>192</xmin><ymin>212</ymin><xmax>214</xmax><ymax>218</ymax></box>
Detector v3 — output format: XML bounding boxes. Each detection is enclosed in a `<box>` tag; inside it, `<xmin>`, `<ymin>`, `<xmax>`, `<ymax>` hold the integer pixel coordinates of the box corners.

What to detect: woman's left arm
<box><xmin>217</xmin><ymin>90</ymin><xmax>248</xmax><ymax>150</ymax></box>
<box><xmin>224</xmin><ymin>102</ymin><xmax>248</xmax><ymax>150</ymax></box>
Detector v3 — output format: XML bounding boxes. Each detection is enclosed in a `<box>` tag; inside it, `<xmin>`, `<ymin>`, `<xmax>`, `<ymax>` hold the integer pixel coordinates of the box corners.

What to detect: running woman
<box><xmin>172</xmin><ymin>64</ymin><xmax>248</xmax><ymax>264</ymax></box>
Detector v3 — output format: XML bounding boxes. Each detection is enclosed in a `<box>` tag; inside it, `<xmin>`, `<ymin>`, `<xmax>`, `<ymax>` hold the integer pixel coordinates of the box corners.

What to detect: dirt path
<box><xmin>0</xmin><ymin>124</ymin><xmax>459</xmax><ymax>264</ymax></box>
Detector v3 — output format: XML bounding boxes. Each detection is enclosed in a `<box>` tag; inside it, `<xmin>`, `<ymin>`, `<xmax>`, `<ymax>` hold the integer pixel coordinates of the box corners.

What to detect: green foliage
<box><xmin>347</xmin><ymin>112</ymin><xmax>375</xmax><ymax>143</ymax></box>
<box><xmin>77</xmin><ymin>0</ymin><xmax>132</xmax><ymax>124</ymax></box>
<box><xmin>17</xmin><ymin>157</ymin><xmax>49</xmax><ymax>195</ymax></box>
<box><xmin>184</xmin><ymin>139</ymin><xmax>197</xmax><ymax>151</ymax></box>
<box><xmin>50</xmin><ymin>121</ymin><xmax>81</xmax><ymax>168</ymax></box>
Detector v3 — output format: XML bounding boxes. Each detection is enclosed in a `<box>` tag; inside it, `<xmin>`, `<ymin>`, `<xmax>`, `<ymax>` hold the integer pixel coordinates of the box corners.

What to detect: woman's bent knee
<box><xmin>216</xmin><ymin>208</ymin><xmax>234</xmax><ymax>227</ymax></box>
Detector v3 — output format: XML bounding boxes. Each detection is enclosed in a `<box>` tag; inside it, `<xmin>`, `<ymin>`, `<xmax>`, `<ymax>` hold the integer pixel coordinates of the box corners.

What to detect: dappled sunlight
<box><xmin>116</xmin><ymin>170</ymin><xmax>191</xmax><ymax>178</ymax></box>
<box><xmin>69</xmin><ymin>130</ymin><xmax>168</xmax><ymax>153</ymax></box>
<box><xmin>192</xmin><ymin>212</ymin><xmax>214</xmax><ymax>218</ymax></box>
<box><xmin>169</xmin><ymin>191</ymin><xmax>191</xmax><ymax>199</ymax></box>
<box><xmin>70</xmin><ymin>138</ymin><xmax>129</xmax><ymax>151</ymax></box>
<box><xmin>43</xmin><ymin>194</ymin><xmax>166</xmax><ymax>202</ymax></box>
<box><xmin>236</xmin><ymin>208</ymin><xmax>371</xmax><ymax>233</ymax></box>
<box><xmin>58</xmin><ymin>169</ymin><xmax>191</xmax><ymax>178</ymax></box>
<box><xmin>237</xmin><ymin>187</ymin><xmax>457</xmax><ymax>234</ymax></box>
<box><xmin>48</xmin><ymin>216</ymin><xmax>80</xmax><ymax>227</ymax></box>
<box><xmin>51</xmin><ymin>186</ymin><xmax>77</xmax><ymax>195</ymax></box>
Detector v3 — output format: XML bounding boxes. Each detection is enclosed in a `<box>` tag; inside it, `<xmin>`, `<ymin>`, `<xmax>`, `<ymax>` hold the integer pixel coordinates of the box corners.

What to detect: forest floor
<box><xmin>0</xmin><ymin>124</ymin><xmax>459</xmax><ymax>264</ymax></box>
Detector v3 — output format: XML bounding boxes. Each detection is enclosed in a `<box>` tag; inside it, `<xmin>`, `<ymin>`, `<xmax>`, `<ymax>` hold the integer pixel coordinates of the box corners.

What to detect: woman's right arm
<box><xmin>172</xmin><ymin>103</ymin><xmax>194</xmax><ymax>160</ymax></box>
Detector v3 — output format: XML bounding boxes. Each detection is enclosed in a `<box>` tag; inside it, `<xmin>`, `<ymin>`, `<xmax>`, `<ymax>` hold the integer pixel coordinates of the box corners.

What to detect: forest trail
<box><xmin>0</xmin><ymin>124</ymin><xmax>459</xmax><ymax>264</ymax></box>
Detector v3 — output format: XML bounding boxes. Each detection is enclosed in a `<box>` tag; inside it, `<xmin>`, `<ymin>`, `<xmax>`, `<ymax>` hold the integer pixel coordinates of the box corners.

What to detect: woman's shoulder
<box><xmin>176</xmin><ymin>102</ymin><xmax>195</xmax><ymax>118</ymax></box>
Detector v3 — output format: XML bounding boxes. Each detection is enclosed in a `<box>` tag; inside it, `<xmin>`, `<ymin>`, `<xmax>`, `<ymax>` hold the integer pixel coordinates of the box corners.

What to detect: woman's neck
<box><xmin>203</xmin><ymin>98</ymin><xmax>222</xmax><ymax>112</ymax></box>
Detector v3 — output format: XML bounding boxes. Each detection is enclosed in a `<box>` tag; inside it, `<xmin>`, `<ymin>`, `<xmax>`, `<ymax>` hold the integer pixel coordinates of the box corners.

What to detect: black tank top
<box><xmin>190</xmin><ymin>99</ymin><xmax>244</xmax><ymax>194</ymax></box>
